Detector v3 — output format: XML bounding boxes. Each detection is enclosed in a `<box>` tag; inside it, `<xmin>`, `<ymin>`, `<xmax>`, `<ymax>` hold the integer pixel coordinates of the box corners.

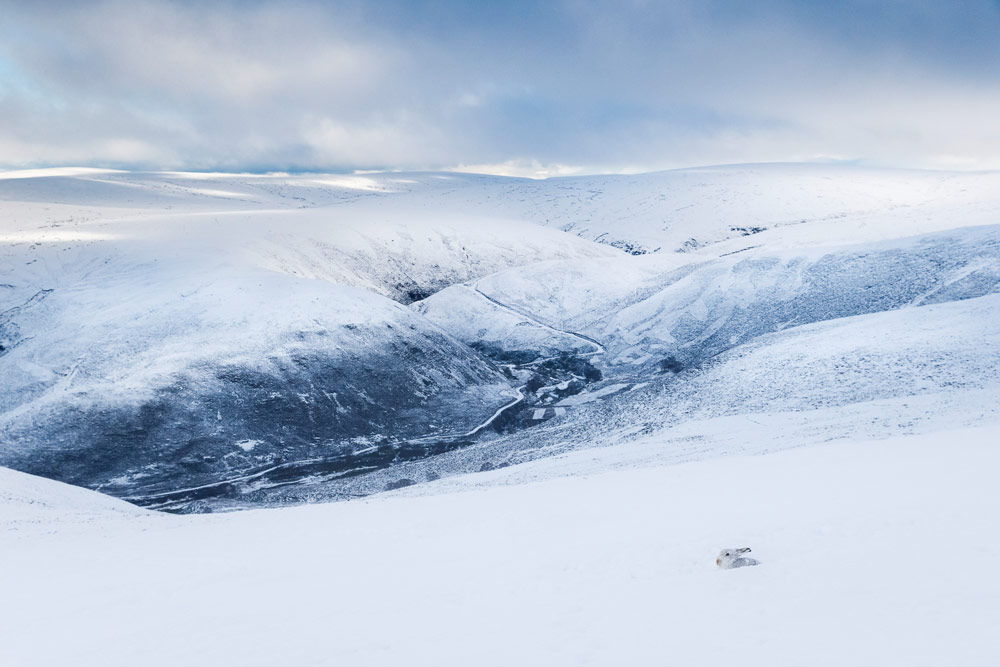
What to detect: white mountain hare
<box><xmin>716</xmin><ymin>547</ymin><xmax>760</xmax><ymax>569</ymax></box>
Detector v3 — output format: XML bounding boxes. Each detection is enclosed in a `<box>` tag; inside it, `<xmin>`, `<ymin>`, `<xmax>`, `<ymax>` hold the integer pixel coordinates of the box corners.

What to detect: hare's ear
<box><xmin>739</xmin><ymin>547</ymin><xmax>752</xmax><ymax>554</ymax></box>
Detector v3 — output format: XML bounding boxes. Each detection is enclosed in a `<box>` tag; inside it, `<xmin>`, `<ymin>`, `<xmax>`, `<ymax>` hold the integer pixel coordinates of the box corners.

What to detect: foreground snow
<box><xmin>3</xmin><ymin>425</ymin><xmax>999</xmax><ymax>666</ymax></box>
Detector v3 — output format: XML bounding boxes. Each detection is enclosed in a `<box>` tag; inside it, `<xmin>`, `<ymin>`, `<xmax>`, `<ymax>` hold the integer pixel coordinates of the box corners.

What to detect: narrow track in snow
<box><xmin>471</xmin><ymin>282</ymin><xmax>606</xmax><ymax>357</ymax></box>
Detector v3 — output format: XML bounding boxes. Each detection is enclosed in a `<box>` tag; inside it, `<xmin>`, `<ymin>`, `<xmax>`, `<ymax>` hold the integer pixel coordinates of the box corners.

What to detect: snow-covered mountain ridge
<box><xmin>1</xmin><ymin>164</ymin><xmax>998</xmax><ymax>509</ymax></box>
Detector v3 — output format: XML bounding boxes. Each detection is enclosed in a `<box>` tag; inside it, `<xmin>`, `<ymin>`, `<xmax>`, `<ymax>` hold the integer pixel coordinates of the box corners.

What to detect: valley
<box><xmin>2</xmin><ymin>165</ymin><xmax>999</xmax><ymax>513</ymax></box>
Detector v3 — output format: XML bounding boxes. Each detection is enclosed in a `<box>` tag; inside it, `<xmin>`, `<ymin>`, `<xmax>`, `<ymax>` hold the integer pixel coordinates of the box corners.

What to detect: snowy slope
<box><xmin>0</xmin><ymin>170</ymin><xmax>610</xmax><ymax>498</ymax></box>
<box><xmin>6</xmin><ymin>164</ymin><xmax>998</xmax><ymax>257</ymax></box>
<box><xmin>254</xmin><ymin>290</ymin><xmax>1000</xmax><ymax>504</ymax></box>
<box><xmin>301</xmin><ymin>164</ymin><xmax>1000</xmax><ymax>255</ymax></box>
<box><xmin>414</xmin><ymin>282</ymin><xmax>591</xmax><ymax>356</ymax></box>
<box><xmin>416</xmin><ymin>253</ymin><xmax>695</xmax><ymax>352</ymax></box>
<box><xmin>3</xmin><ymin>425</ymin><xmax>999</xmax><ymax>666</ymax></box>
<box><xmin>0</xmin><ymin>465</ymin><xmax>146</xmax><ymax>531</ymax></box>
<box><xmin>0</xmin><ymin>265</ymin><xmax>512</xmax><ymax>495</ymax></box>
<box><xmin>2</xmin><ymin>164</ymin><xmax>998</xmax><ymax>508</ymax></box>
<box><xmin>0</xmin><ymin>170</ymin><xmax>617</xmax><ymax>304</ymax></box>
<box><xmin>602</xmin><ymin>225</ymin><xmax>1000</xmax><ymax>368</ymax></box>
<box><xmin>419</xmin><ymin>224</ymin><xmax>1000</xmax><ymax>371</ymax></box>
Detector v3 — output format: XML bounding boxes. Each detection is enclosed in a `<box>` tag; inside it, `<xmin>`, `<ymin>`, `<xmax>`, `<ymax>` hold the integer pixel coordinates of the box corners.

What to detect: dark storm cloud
<box><xmin>1</xmin><ymin>0</ymin><xmax>999</xmax><ymax>173</ymax></box>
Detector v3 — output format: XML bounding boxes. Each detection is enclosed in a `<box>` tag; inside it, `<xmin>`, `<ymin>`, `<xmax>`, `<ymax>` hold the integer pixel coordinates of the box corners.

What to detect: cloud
<box><xmin>1</xmin><ymin>0</ymin><xmax>999</xmax><ymax>172</ymax></box>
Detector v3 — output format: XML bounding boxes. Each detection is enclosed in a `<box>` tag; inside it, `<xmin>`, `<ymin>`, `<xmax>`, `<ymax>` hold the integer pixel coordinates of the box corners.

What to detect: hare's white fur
<box><xmin>716</xmin><ymin>547</ymin><xmax>760</xmax><ymax>569</ymax></box>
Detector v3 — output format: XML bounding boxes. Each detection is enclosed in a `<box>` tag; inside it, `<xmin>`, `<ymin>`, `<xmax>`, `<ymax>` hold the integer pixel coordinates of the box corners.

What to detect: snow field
<box><xmin>2</xmin><ymin>426</ymin><xmax>998</xmax><ymax>666</ymax></box>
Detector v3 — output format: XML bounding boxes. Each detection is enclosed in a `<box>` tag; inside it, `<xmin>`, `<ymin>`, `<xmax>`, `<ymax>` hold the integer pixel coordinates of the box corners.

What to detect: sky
<box><xmin>1</xmin><ymin>0</ymin><xmax>1000</xmax><ymax>176</ymax></box>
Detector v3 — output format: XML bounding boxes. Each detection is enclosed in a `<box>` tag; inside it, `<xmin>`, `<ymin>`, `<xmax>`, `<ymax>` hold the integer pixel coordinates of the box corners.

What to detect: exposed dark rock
<box><xmin>660</xmin><ymin>356</ymin><xmax>684</xmax><ymax>373</ymax></box>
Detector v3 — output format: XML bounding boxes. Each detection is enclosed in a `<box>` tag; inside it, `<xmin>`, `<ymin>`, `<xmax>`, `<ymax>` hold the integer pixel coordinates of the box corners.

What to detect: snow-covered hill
<box><xmin>429</xmin><ymin>224</ymin><xmax>1000</xmax><ymax>369</ymax></box>
<box><xmin>0</xmin><ymin>465</ymin><xmax>145</xmax><ymax>530</ymax></box>
<box><xmin>0</xmin><ymin>170</ymin><xmax>612</xmax><ymax>499</ymax></box>
<box><xmin>1</xmin><ymin>164</ymin><xmax>998</xmax><ymax>509</ymax></box>
<box><xmin>0</xmin><ymin>269</ymin><xmax>514</xmax><ymax>496</ymax></box>
<box><xmin>252</xmin><ymin>289</ymin><xmax>1000</xmax><ymax>505</ymax></box>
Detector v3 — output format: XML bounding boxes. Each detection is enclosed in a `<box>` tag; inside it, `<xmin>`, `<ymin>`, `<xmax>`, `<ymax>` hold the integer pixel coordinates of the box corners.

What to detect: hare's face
<box><xmin>716</xmin><ymin>547</ymin><xmax>752</xmax><ymax>567</ymax></box>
